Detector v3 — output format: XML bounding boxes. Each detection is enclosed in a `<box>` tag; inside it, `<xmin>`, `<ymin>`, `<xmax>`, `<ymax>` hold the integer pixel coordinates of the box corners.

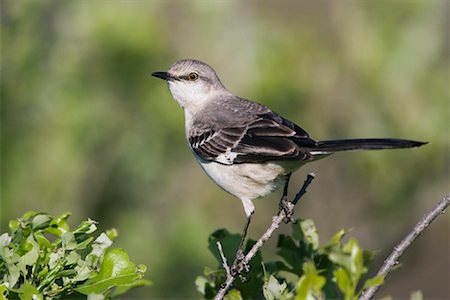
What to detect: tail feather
<box><xmin>309</xmin><ymin>138</ymin><xmax>428</xmax><ymax>155</ymax></box>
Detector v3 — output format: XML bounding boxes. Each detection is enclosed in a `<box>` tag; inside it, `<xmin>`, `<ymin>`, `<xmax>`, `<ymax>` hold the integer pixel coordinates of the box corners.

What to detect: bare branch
<box><xmin>214</xmin><ymin>173</ymin><xmax>315</xmax><ymax>300</ymax></box>
<box><xmin>359</xmin><ymin>193</ymin><xmax>450</xmax><ymax>300</ymax></box>
<box><xmin>216</xmin><ymin>241</ymin><xmax>231</xmax><ymax>278</ymax></box>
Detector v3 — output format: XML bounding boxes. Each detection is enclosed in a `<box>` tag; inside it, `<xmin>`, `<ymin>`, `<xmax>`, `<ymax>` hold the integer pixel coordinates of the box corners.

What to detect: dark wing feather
<box><xmin>189</xmin><ymin>112</ymin><xmax>317</xmax><ymax>164</ymax></box>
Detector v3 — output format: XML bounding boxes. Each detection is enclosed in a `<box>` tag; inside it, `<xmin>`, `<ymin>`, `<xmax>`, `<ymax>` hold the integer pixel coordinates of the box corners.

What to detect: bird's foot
<box><xmin>279</xmin><ymin>197</ymin><xmax>295</xmax><ymax>223</ymax></box>
<box><xmin>230</xmin><ymin>249</ymin><xmax>250</xmax><ymax>277</ymax></box>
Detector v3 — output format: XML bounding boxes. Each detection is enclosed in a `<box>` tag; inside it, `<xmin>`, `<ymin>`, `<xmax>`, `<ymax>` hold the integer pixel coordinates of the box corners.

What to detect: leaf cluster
<box><xmin>196</xmin><ymin>219</ymin><xmax>384</xmax><ymax>300</ymax></box>
<box><xmin>0</xmin><ymin>212</ymin><xmax>150</xmax><ymax>300</ymax></box>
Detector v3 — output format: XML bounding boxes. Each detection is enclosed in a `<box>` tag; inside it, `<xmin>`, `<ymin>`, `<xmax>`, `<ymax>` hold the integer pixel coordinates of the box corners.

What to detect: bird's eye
<box><xmin>188</xmin><ymin>72</ymin><xmax>199</xmax><ymax>81</ymax></box>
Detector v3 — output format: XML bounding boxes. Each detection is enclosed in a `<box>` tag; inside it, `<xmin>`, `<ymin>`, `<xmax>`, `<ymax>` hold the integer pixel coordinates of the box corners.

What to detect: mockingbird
<box><xmin>152</xmin><ymin>58</ymin><xmax>426</xmax><ymax>235</ymax></box>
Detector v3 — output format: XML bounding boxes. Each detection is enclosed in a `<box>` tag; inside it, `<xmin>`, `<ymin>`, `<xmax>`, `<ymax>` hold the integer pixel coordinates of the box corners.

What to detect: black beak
<box><xmin>151</xmin><ymin>71</ymin><xmax>173</xmax><ymax>81</ymax></box>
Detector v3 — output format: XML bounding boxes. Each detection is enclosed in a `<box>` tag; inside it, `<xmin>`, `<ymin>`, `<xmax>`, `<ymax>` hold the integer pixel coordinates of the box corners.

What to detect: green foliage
<box><xmin>0</xmin><ymin>212</ymin><xmax>150</xmax><ymax>300</ymax></box>
<box><xmin>197</xmin><ymin>219</ymin><xmax>384</xmax><ymax>299</ymax></box>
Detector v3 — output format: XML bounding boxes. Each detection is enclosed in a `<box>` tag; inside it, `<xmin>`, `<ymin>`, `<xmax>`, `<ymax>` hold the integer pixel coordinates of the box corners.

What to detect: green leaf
<box><xmin>328</xmin><ymin>251</ymin><xmax>352</xmax><ymax>272</ymax></box>
<box><xmin>75</xmin><ymin>248</ymin><xmax>149</xmax><ymax>296</ymax></box>
<box><xmin>87</xmin><ymin>293</ymin><xmax>105</xmax><ymax>300</ymax></box>
<box><xmin>361</xmin><ymin>275</ymin><xmax>384</xmax><ymax>291</ymax></box>
<box><xmin>44</xmin><ymin>212</ymin><xmax>71</xmax><ymax>237</ymax></box>
<box><xmin>0</xmin><ymin>233</ymin><xmax>11</xmax><ymax>247</ymax></box>
<box><xmin>19</xmin><ymin>235</ymin><xmax>40</xmax><ymax>274</ymax></box>
<box><xmin>203</xmin><ymin>266</ymin><xmax>220</xmax><ymax>276</ymax></box>
<box><xmin>34</xmin><ymin>232</ymin><xmax>51</xmax><ymax>249</ymax></box>
<box><xmin>84</xmin><ymin>233</ymin><xmax>113</xmax><ymax>268</ymax></box>
<box><xmin>0</xmin><ymin>242</ymin><xmax>21</xmax><ymax>288</ymax></box>
<box><xmin>22</xmin><ymin>211</ymin><xmax>37</xmax><ymax>221</ymax></box>
<box><xmin>9</xmin><ymin>220</ymin><xmax>19</xmax><ymax>231</ymax></box>
<box><xmin>110</xmin><ymin>278</ymin><xmax>152</xmax><ymax>298</ymax></box>
<box><xmin>13</xmin><ymin>282</ymin><xmax>43</xmax><ymax>300</ymax></box>
<box><xmin>0</xmin><ymin>284</ymin><xmax>8</xmax><ymax>300</ymax></box>
<box><xmin>263</xmin><ymin>275</ymin><xmax>287</xmax><ymax>300</ymax></box>
<box><xmin>73</xmin><ymin>219</ymin><xmax>98</xmax><ymax>236</ymax></box>
<box><xmin>208</xmin><ymin>229</ymin><xmax>241</xmax><ymax>264</ymax></box>
<box><xmin>328</xmin><ymin>237</ymin><xmax>367</xmax><ymax>289</ymax></box>
<box><xmin>224</xmin><ymin>289</ymin><xmax>243</xmax><ymax>300</ymax></box>
<box><xmin>410</xmin><ymin>290</ymin><xmax>423</xmax><ymax>300</ymax></box>
<box><xmin>195</xmin><ymin>276</ymin><xmax>209</xmax><ymax>295</ymax></box>
<box><xmin>295</xmin><ymin>262</ymin><xmax>325</xmax><ymax>300</ymax></box>
<box><xmin>333</xmin><ymin>267</ymin><xmax>354</xmax><ymax>299</ymax></box>
<box><xmin>106</xmin><ymin>229</ymin><xmax>118</xmax><ymax>241</ymax></box>
<box><xmin>276</xmin><ymin>234</ymin><xmax>304</xmax><ymax>273</ymax></box>
<box><xmin>31</xmin><ymin>214</ymin><xmax>51</xmax><ymax>230</ymax></box>
<box><xmin>204</xmin><ymin>229</ymin><xmax>265</xmax><ymax>298</ymax></box>
<box><xmin>66</xmin><ymin>251</ymin><xmax>80</xmax><ymax>265</ymax></box>
<box><xmin>300</xmin><ymin>219</ymin><xmax>319</xmax><ymax>250</ymax></box>
<box><xmin>62</xmin><ymin>232</ymin><xmax>78</xmax><ymax>250</ymax></box>
<box><xmin>326</xmin><ymin>229</ymin><xmax>348</xmax><ymax>247</ymax></box>
<box><xmin>345</xmin><ymin>238</ymin><xmax>365</xmax><ymax>278</ymax></box>
<box><xmin>74</xmin><ymin>237</ymin><xmax>94</xmax><ymax>250</ymax></box>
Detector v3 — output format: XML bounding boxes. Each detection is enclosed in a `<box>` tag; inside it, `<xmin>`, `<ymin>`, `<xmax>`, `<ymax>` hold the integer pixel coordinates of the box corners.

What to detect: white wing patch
<box><xmin>308</xmin><ymin>150</ymin><xmax>331</xmax><ymax>155</ymax></box>
<box><xmin>214</xmin><ymin>151</ymin><xmax>238</xmax><ymax>165</ymax></box>
<box><xmin>189</xmin><ymin>127</ymin><xmax>246</xmax><ymax>165</ymax></box>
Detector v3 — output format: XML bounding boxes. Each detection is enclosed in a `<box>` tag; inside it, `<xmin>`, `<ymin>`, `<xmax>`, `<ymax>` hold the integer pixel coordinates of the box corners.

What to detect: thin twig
<box><xmin>292</xmin><ymin>174</ymin><xmax>315</xmax><ymax>205</ymax></box>
<box><xmin>214</xmin><ymin>173</ymin><xmax>316</xmax><ymax>300</ymax></box>
<box><xmin>359</xmin><ymin>193</ymin><xmax>450</xmax><ymax>300</ymax></box>
<box><xmin>216</xmin><ymin>241</ymin><xmax>231</xmax><ymax>278</ymax></box>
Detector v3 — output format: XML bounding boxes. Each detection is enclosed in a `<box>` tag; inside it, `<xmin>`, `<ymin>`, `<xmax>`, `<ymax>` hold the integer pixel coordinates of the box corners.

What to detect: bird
<box><xmin>151</xmin><ymin>58</ymin><xmax>427</xmax><ymax>240</ymax></box>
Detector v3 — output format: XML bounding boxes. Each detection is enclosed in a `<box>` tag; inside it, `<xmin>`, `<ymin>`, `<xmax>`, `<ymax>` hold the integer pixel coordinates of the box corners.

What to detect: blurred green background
<box><xmin>1</xmin><ymin>0</ymin><xmax>448</xmax><ymax>298</ymax></box>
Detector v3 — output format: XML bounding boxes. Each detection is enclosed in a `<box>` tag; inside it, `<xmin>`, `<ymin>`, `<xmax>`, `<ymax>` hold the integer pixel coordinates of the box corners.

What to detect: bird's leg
<box><xmin>279</xmin><ymin>173</ymin><xmax>295</xmax><ymax>223</ymax></box>
<box><xmin>230</xmin><ymin>212</ymin><xmax>253</xmax><ymax>276</ymax></box>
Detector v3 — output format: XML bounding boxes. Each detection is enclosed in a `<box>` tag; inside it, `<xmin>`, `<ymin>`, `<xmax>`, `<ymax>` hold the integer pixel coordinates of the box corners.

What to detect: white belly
<box><xmin>199</xmin><ymin>161</ymin><xmax>289</xmax><ymax>202</ymax></box>
<box><xmin>194</xmin><ymin>151</ymin><xmax>306</xmax><ymax>216</ymax></box>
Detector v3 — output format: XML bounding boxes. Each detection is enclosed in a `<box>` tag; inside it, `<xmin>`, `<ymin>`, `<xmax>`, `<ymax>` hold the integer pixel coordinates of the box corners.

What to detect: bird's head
<box><xmin>152</xmin><ymin>59</ymin><xmax>229</xmax><ymax>112</ymax></box>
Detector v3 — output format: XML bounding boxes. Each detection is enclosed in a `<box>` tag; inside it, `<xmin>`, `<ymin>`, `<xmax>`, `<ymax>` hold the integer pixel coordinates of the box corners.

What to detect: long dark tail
<box><xmin>309</xmin><ymin>138</ymin><xmax>428</xmax><ymax>154</ymax></box>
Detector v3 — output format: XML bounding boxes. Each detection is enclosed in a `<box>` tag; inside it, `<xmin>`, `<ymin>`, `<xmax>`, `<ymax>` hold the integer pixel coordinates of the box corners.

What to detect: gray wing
<box><xmin>189</xmin><ymin>112</ymin><xmax>317</xmax><ymax>165</ymax></box>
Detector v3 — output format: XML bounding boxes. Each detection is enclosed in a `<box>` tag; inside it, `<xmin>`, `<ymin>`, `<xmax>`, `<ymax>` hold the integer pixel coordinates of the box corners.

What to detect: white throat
<box><xmin>168</xmin><ymin>81</ymin><xmax>231</xmax><ymax>133</ymax></box>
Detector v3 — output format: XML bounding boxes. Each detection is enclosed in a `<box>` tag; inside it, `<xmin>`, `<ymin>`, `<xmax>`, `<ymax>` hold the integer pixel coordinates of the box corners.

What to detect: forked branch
<box><xmin>214</xmin><ymin>173</ymin><xmax>316</xmax><ymax>300</ymax></box>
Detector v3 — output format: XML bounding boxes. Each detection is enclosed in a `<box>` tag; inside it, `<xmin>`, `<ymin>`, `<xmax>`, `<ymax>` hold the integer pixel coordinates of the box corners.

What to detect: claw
<box><xmin>279</xmin><ymin>197</ymin><xmax>295</xmax><ymax>223</ymax></box>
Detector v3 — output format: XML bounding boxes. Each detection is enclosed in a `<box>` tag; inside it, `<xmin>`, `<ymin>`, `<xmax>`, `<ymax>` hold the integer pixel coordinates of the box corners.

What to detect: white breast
<box><xmin>198</xmin><ymin>160</ymin><xmax>291</xmax><ymax>214</ymax></box>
